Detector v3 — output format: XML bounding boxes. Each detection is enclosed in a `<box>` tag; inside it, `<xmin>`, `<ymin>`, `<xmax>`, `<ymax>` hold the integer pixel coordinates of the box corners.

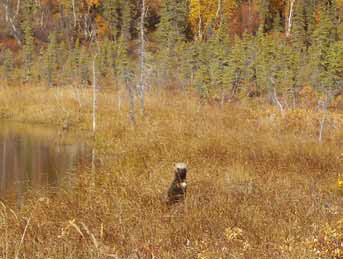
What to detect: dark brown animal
<box><xmin>167</xmin><ymin>163</ymin><xmax>188</xmax><ymax>205</ymax></box>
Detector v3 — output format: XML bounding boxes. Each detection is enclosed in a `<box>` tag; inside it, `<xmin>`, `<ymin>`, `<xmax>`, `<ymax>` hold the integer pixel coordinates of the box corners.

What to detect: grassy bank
<box><xmin>1</xmin><ymin>85</ymin><xmax>343</xmax><ymax>258</ymax></box>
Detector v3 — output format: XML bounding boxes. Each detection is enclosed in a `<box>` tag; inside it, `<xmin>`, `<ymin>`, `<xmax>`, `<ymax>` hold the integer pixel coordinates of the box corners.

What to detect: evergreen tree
<box><xmin>98</xmin><ymin>37</ymin><xmax>112</xmax><ymax>78</ymax></box>
<box><xmin>224</xmin><ymin>35</ymin><xmax>244</xmax><ymax>98</ymax></box>
<box><xmin>291</xmin><ymin>0</ymin><xmax>306</xmax><ymax>50</ymax></box>
<box><xmin>174</xmin><ymin>42</ymin><xmax>193</xmax><ymax>90</ymax></box>
<box><xmin>327</xmin><ymin>41</ymin><xmax>343</xmax><ymax>91</ymax></box>
<box><xmin>79</xmin><ymin>45</ymin><xmax>90</xmax><ymax>86</ymax></box>
<box><xmin>309</xmin><ymin>3</ymin><xmax>335</xmax><ymax>91</ymax></box>
<box><xmin>304</xmin><ymin>0</ymin><xmax>316</xmax><ymax>46</ymax></box>
<box><xmin>103</xmin><ymin>0</ymin><xmax>121</xmax><ymax>40</ymax></box>
<box><xmin>194</xmin><ymin>43</ymin><xmax>211</xmax><ymax>98</ymax></box>
<box><xmin>2</xmin><ymin>49</ymin><xmax>14</xmax><ymax>84</ymax></box>
<box><xmin>157</xmin><ymin>0</ymin><xmax>187</xmax><ymax>46</ymax></box>
<box><xmin>257</xmin><ymin>0</ymin><xmax>270</xmax><ymax>30</ymax></box>
<box><xmin>45</xmin><ymin>32</ymin><xmax>58</xmax><ymax>86</ymax></box>
<box><xmin>22</xmin><ymin>0</ymin><xmax>36</xmax><ymax>83</ymax></box>
<box><xmin>156</xmin><ymin>0</ymin><xmax>188</xmax><ymax>86</ymax></box>
<box><xmin>272</xmin><ymin>11</ymin><xmax>283</xmax><ymax>33</ymax></box>
<box><xmin>255</xmin><ymin>25</ymin><xmax>268</xmax><ymax>93</ymax></box>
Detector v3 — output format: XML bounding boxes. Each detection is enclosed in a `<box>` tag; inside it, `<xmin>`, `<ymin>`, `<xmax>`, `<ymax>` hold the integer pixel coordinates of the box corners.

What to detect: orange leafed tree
<box><xmin>85</xmin><ymin>0</ymin><xmax>102</xmax><ymax>7</ymax></box>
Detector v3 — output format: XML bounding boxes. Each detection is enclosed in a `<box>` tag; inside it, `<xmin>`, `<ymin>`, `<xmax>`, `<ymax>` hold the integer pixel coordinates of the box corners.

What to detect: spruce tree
<box><xmin>79</xmin><ymin>45</ymin><xmax>90</xmax><ymax>86</ymax></box>
<box><xmin>103</xmin><ymin>0</ymin><xmax>121</xmax><ymax>40</ymax></box>
<box><xmin>194</xmin><ymin>42</ymin><xmax>211</xmax><ymax>99</ymax></box>
<box><xmin>255</xmin><ymin>25</ymin><xmax>268</xmax><ymax>94</ymax></box>
<box><xmin>272</xmin><ymin>11</ymin><xmax>283</xmax><ymax>33</ymax></box>
<box><xmin>304</xmin><ymin>0</ymin><xmax>316</xmax><ymax>44</ymax></box>
<box><xmin>156</xmin><ymin>0</ymin><xmax>188</xmax><ymax>85</ymax></box>
<box><xmin>2</xmin><ymin>49</ymin><xmax>14</xmax><ymax>85</ymax></box>
<box><xmin>22</xmin><ymin>0</ymin><xmax>36</xmax><ymax>83</ymax></box>
<box><xmin>291</xmin><ymin>0</ymin><xmax>306</xmax><ymax>50</ymax></box>
<box><xmin>327</xmin><ymin>41</ymin><xmax>343</xmax><ymax>91</ymax></box>
<box><xmin>45</xmin><ymin>32</ymin><xmax>58</xmax><ymax>86</ymax></box>
<box><xmin>157</xmin><ymin>0</ymin><xmax>187</xmax><ymax>46</ymax></box>
<box><xmin>223</xmin><ymin>35</ymin><xmax>245</xmax><ymax>98</ymax></box>
<box><xmin>309</xmin><ymin>3</ymin><xmax>335</xmax><ymax>91</ymax></box>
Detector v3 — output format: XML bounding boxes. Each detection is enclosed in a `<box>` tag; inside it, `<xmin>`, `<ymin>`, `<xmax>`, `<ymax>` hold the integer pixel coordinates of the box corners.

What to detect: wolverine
<box><xmin>167</xmin><ymin>163</ymin><xmax>188</xmax><ymax>205</ymax></box>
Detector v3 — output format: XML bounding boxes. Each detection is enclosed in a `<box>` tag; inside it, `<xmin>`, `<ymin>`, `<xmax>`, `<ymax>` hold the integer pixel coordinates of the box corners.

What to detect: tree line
<box><xmin>0</xmin><ymin>0</ymin><xmax>343</xmax><ymax>107</ymax></box>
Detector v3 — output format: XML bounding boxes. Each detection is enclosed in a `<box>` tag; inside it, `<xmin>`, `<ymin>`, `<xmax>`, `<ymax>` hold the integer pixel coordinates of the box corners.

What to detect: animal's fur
<box><xmin>167</xmin><ymin>163</ymin><xmax>188</xmax><ymax>205</ymax></box>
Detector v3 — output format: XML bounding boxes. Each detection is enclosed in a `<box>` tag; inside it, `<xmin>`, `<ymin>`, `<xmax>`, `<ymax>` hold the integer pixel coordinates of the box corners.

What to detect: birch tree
<box><xmin>139</xmin><ymin>0</ymin><xmax>145</xmax><ymax>116</ymax></box>
<box><xmin>0</xmin><ymin>0</ymin><xmax>24</xmax><ymax>46</ymax></box>
<box><xmin>286</xmin><ymin>0</ymin><xmax>296</xmax><ymax>37</ymax></box>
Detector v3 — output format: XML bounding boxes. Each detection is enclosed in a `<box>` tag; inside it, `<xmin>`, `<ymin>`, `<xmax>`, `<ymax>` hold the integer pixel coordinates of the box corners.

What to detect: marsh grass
<box><xmin>1</xmin><ymin>85</ymin><xmax>343</xmax><ymax>257</ymax></box>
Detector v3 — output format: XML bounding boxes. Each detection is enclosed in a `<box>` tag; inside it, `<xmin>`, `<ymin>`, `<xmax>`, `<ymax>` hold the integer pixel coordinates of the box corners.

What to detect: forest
<box><xmin>0</xmin><ymin>0</ymin><xmax>343</xmax><ymax>105</ymax></box>
<box><xmin>1</xmin><ymin>1</ymin><xmax>343</xmax><ymax>258</ymax></box>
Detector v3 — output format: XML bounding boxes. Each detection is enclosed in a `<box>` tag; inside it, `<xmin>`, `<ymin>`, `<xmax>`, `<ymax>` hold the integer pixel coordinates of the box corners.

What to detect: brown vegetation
<box><xmin>1</xmin><ymin>86</ymin><xmax>343</xmax><ymax>258</ymax></box>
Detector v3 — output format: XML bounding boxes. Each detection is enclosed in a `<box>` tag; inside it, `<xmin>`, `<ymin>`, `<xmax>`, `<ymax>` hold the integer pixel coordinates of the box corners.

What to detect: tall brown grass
<box><xmin>1</xmin><ymin>85</ymin><xmax>343</xmax><ymax>258</ymax></box>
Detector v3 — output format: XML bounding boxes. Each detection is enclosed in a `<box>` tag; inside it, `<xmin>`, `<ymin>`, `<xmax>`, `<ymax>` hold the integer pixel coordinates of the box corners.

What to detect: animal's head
<box><xmin>175</xmin><ymin>162</ymin><xmax>187</xmax><ymax>181</ymax></box>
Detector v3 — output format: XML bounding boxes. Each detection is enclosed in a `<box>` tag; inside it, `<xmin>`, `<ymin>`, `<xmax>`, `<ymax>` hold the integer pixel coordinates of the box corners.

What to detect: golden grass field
<box><xmin>1</xmin><ymin>85</ymin><xmax>343</xmax><ymax>258</ymax></box>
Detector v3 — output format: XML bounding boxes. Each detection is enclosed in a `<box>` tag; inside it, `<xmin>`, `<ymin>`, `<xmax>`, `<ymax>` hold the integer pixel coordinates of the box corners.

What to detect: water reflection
<box><xmin>0</xmin><ymin>121</ymin><xmax>88</xmax><ymax>199</ymax></box>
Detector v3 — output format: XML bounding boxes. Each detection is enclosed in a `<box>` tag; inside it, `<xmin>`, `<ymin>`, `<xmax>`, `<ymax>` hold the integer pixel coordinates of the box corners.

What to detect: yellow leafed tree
<box><xmin>189</xmin><ymin>0</ymin><xmax>237</xmax><ymax>40</ymax></box>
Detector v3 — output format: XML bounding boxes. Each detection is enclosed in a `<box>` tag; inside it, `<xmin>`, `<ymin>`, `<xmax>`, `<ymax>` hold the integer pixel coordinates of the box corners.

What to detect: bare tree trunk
<box><xmin>319</xmin><ymin>93</ymin><xmax>329</xmax><ymax>143</ymax></box>
<box><xmin>273</xmin><ymin>88</ymin><xmax>284</xmax><ymax>117</ymax></box>
<box><xmin>286</xmin><ymin>0</ymin><xmax>296</xmax><ymax>37</ymax></box>
<box><xmin>92</xmin><ymin>55</ymin><xmax>97</xmax><ymax>135</ymax></box>
<box><xmin>292</xmin><ymin>86</ymin><xmax>297</xmax><ymax>109</ymax></box>
<box><xmin>139</xmin><ymin>0</ymin><xmax>145</xmax><ymax>116</ymax></box>
<box><xmin>72</xmin><ymin>0</ymin><xmax>77</xmax><ymax>27</ymax></box>
<box><xmin>118</xmin><ymin>93</ymin><xmax>122</xmax><ymax>111</ymax></box>
<box><xmin>126</xmin><ymin>79</ymin><xmax>136</xmax><ymax>127</ymax></box>
<box><xmin>0</xmin><ymin>0</ymin><xmax>23</xmax><ymax>46</ymax></box>
<box><xmin>215</xmin><ymin>0</ymin><xmax>221</xmax><ymax>20</ymax></box>
<box><xmin>91</xmin><ymin>146</ymin><xmax>96</xmax><ymax>187</ymax></box>
<box><xmin>4</xmin><ymin>0</ymin><xmax>8</xmax><ymax>22</ymax></box>
<box><xmin>198</xmin><ymin>14</ymin><xmax>202</xmax><ymax>40</ymax></box>
<box><xmin>220</xmin><ymin>88</ymin><xmax>225</xmax><ymax>108</ymax></box>
<box><xmin>16</xmin><ymin>0</ymin><xmax>20</xmax><ymax>15</ymax></box>
<box><xmin>1</xmin><ymin>140</ymin><xmax>7</xmax><ymax>193</ymax></box>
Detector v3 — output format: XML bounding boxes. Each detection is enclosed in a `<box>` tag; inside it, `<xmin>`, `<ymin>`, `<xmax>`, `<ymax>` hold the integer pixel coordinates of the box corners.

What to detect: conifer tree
<box><xmin>304</xmin><ymin>0</ymin><xmax>316</xmax><ymax>46</ymax></box>
<box><xmin>98</xmin><ymin>37</ymin><xmax>112</xmax><ymax>78</ymax></box>
<box><xmin>157</xmin><ymin>0</ymin><xmax>187</xmax><ymax>46</ymax></box>
<box><xmin>255</xmin><ymin>25</ymin><xmax>268</xmax><ymax>94</ymax></box>
<box><xmin>72</xmin><ymin>38</ymin><xmax>81</xmax><ymax>82</ymax></box>
<box><xmin>156</xmin><ymin>0</ymin><xmax>188</xmax><ymax>85</ymax></box>
<box><xmin>45</xmin><ymin>32</ymin><xmax>58</xmax><ymax>86</ymax></box>
<box><xmin>103</xmin><ymin>0</ymin><xmax>121</xmax><ymax>40</ymax></box>
<box><xmin>2</xmin><ymin>48</ymin><xmax>14</xmax><ymax>84</ymax></box>
<box><xmin>257</xmin><ymin>0</ymin><xmax>270</xmax><ymax>30</ymax></box>
<box><xmin>291</xmin><ymin>0</ymin><xmax>306</xmax><ymax>50</ymax></box>
<box><xmin>176</xmin><ymin>42</ymin><xmax>194</xmax><ymax>90</ymax></box>
<box><xmin>224</xmin><ymin>35</ymin><xmax>244</xmax><ymax>98</ymax></box>
<box><xmin>272</xmin><ymin>11</ymin><xmax>283</xmax><ymax>33</ymax></box>
<box><xmin>117</xmin><ymin>2</ymin><xmax>136</xmax><ymax>125</ymax></box>
<box><xmin>309</xmin><ymin>3</ymin><xmax>335</xmax><ymax>91</ymax></box>
<box><xmin>79</xmin><ymin>45</ymin><xmax>90</xmax><ymax>86</ymax></box>
<box><xmin>327</xmin><ymin>41</ymin><xmax>343</xmax><ymax>91</ymax></box>
<box><xmin>194</xmin><ymin>43</ymin><xmax>211</xmax><ymax>99</ymax></box>
<box><xmin>22</xmin><ymin>0</ymin><xmax>36</xmax><ymax>83</ymax></box>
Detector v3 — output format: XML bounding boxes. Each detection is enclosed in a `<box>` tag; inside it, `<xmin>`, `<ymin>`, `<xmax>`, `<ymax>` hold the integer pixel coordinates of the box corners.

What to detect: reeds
<box><xmin>0</xmin><ymin>85</ymin><xmax>343</xmax><ymax>257</ymax></box>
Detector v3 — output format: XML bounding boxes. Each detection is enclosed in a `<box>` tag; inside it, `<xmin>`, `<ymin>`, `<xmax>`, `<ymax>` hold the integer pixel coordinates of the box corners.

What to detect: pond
<box><xmin>0</xmin><ymin>121</ymin><xmax>89</xmax><ymax>200</ymax></box>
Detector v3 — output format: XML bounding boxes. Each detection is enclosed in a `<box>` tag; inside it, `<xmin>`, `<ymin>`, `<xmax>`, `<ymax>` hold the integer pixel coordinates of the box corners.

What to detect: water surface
<box><xmin>0</xmin><ymin>121</ymin><xmax>88</xmax><ymax>199</ymax></box>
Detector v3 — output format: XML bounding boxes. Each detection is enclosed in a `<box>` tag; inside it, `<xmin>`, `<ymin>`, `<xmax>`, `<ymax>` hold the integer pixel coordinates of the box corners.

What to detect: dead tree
<box><xmin>0</xmin><ymin>0</ymin><xmax>24</xmax><ymax>46</ymax></box>
<box><xmin>92</xmin><ymin>54</ymin><xmax>97</xmax><ymax>135</ymax></box>
<box><xmin>319</xmin><ymin>92</ymin><xmax>329</xmax><ymax>143</ymax></box>
<box><xmin>139</xmin><ymin>0</ymin><xmax>145</xmax><ymax>116</ymax></box>
<box><xmin>167</xmin><ymin>163</ymin><xmax>188</xmax><ymax>205</ymax></box>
